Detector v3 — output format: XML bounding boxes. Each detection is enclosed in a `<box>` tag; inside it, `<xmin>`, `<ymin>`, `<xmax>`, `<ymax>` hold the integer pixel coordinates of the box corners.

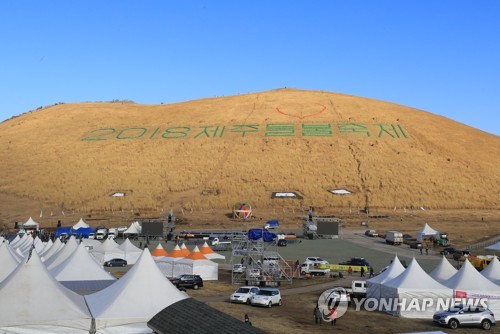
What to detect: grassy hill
<box><xmin>0</xmin><ymin>88</ymin><xmax>498</xmax><ymax>224</ymax></box>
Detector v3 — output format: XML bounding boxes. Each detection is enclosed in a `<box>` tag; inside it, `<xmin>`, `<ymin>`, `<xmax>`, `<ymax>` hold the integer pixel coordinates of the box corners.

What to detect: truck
<box><xmin>300</xmin><ymin>261</ymin><xmax>330</xmax><ymax>276</ymax></box>
<box><xmin>330</xmin><ymin>257</ymin><xmax>370</xmax><ymax>273</ymax></box>
<box><xmin>345</xmin><ymin>280</ymin><xmax>367</xmax><ymax>298</ymax></box>
<box><xmin>107</xmin><ymin>228</ymin><xmax>118</xmax><ymax>239</ymax></box>
<box><xmin>385</xmin><ymin>231</ymin><xmax>403</xmax><ymax>245</ymax></box>
<box><xmin>96</xmin><ymin>228</ymin><xmax>107</xmax><ymax>240</ymax></box>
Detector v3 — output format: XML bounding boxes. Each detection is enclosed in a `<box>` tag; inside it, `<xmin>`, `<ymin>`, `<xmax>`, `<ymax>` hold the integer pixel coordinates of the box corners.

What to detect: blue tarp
<box><xmin>248</xmin><ymin>229</ymin><xmax>277</xmax><ymax>242</ymax></box>
<box><xmin>53</xmin><ymin>227</ymin><xmax>72</xmax><ymax>237</ymax></box>
<box><xmin>54</xmin><ymin>226</ymin><xmax>96</xmax><ymax>238</ymax></box>
<box><xmin>72</xmin><ymin>227</ymin><xmax>95</xmax><ymax>238</ymax></box>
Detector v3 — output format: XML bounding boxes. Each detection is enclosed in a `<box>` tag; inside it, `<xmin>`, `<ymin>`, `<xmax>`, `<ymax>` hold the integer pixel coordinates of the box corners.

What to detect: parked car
<box><xmin>169</xmin><ymin>274</ymin><xmax>203</xmax><ymax>290</ymax></box>
<box><xmin>410</xmin><ymin>241</ymin><xmax>423</xmax><ymax>249</ymax></box>
<box><xmin>364</xmin><ymin>230</ymin><xmax>378</xmax><ymax>237</ymax></box>
<box><xmin>402</xmin><ymin>234</ymin><xmax>413</xmax><ymax>239</ymax></box>
<box><xmin>453</xmin><ymin>250</ymin><xmax>471</xmax><ymax>261</ymax></box>
<box><xmin>433</xmin><ymin>304</ymin><xmax>495</xmax><ymax>330</ymax></box>
<box><xmin>440</xmin><ymin>247</ymin><xmax>456</xmax><ymax>255</ymax></box>
<box><xmin>230</xmin><ymin>286</ymin><xmax>260</xmax><ymax>304</ymax></box>
<box><xmin>250</xmin><ymin>288</ymin><xmax>282</xmax><ymax>307</ymax></box>
<box><xmin>277</xmin><ymin>239</ymin><xmax>287</xmax><ymax>247</ymax></box>
<box><xmin>103</xmin><ymin>258</ymin><xmax>127</xmax><ymax>267</ymax></box>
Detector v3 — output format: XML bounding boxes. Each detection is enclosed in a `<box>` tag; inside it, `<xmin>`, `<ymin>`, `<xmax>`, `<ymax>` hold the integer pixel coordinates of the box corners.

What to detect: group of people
<box><xmin>347</xmin><ymin>266</ymin><xmax>374</xmax><ymax>277</ymax></box>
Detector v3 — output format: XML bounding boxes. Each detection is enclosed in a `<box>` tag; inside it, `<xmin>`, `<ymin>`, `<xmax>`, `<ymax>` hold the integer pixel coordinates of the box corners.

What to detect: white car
<box><xmin>250</xmin><ymin>288</ymin><xmax>282</xmax><ymax>308</ymax></box>
<box><xmin>230</xmin><ymin>286</ymin><xmax>260</xmax><ymax>304</ymax></box>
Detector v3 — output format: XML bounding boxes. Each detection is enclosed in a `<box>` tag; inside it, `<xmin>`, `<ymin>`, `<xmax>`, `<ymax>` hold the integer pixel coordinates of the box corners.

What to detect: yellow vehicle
<box><xmin>467</xmin><ymin>255</ymin><xmax>493</xmax><ymax>271</ymax></box>
<box><xmin>330</xmin><ymin>257</ymin><xmax>370</xmax><ymax>273</ymax></box>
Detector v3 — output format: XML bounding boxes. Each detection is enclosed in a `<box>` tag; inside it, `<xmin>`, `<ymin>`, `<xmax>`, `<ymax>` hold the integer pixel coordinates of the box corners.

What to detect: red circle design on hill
<box><xmin>275</xmin><ymin>103</ymin><xmax>326</xmax><ymax>119</ymax></box>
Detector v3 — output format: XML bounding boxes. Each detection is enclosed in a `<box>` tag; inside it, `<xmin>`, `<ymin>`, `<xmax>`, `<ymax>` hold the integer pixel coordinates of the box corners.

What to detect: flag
<box><xmin>40</xmin><ymin>210</ymin><xmax>43</xmax><ymax>218</ymax></box>
<box><xmin>420</xmin><ymin>206</ymin><xmax>425</xmax><ymax>211</ymax></box>
<box><xmin>393</xmin><ymin>206</ymin><xmax>397</xmax><ymax>212</ymax></box>
<box><xmin>403</xmin><ymin>207</ymin><xmax>407</xmax><ymax>214</ymax></box>
<box><xmin>61</xmin><ymin>210</ymin><xmax>65</xmax><ymax>216</ymax></box>
<box><xmin>181</xmin><ymin>208</ymin><xmax>185</xmax><ymax>215</ymax></box>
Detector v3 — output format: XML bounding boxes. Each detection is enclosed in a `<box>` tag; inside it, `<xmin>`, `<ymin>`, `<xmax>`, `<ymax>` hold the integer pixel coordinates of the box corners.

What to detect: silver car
<box><xmin>230</xmin><ymin>286</ymin><xmax>259</xmax><ymax>304</ymax></box>
<box><xmin>433</xmin><ymin>304</ymin><xmax>496</xmax><ymax>330</ymax></box>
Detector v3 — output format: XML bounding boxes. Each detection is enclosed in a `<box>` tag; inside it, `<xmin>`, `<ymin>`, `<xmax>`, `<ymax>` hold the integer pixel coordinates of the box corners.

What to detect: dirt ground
<box><xmin>183</xmin><ymin>271</ymin><xmax>500</xmax><ymax>334</ymax></box>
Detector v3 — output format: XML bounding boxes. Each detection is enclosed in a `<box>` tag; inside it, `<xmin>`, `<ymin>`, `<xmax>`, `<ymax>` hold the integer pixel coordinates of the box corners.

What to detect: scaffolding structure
<box><xmin>231</xmin><ymin>234</ymin><xmax>292</xmax><ymax>286</ymax></box>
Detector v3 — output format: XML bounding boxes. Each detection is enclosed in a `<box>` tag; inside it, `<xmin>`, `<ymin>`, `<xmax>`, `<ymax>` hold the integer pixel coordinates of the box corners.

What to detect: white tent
<box><xmin>0</xmin><ymin>243</ymin><xmax>20</xmax><ymax>283</ymax></box>
<box><xmin>72</xmin><ymin>218</ymin><xmax>90</xmax><ymax>230</ymax></box>
<box><xmin>200</xmin><ymin>241</ymin><xmax>226</xmax><ymax>260</ymax></box>
<box><xmin>486</xmin><ymin>241</ymin><xmax>500</xmax><ymax>251</ymax></box>
<box><xmin>50</xmin><ymin>243</ymin><xmax>116</xmax><ymax>282</ymax></box>
<box><xmin>90</xmin><ymin>238</ymin><xmax>125</xmax><ymax>265</ymax></box>
<box><xmin>416</xmin><ymin>223</ymin><xmax>441</xmax><ymax>242</ymax></box>
<box><xmin>22</xmin><ymin>216</ymin><xmax>39</xmax><ymax>230</ymax></box>
<box><xmin>173</xmin><ymin>246</ymin><xmax>218</xmax><ymax>280</ymax></box>
<box><xmin>41</xmin><ymin>237</ymin><xmax>64</xmax><ymax>261</ymax></box>
<box><xmin>85</xmin><ymin>249</ymin><xmax>188</xmax><ymax>333</ymax></box>
<box><xmin>0</xmin><ymin>251</ymin><xmax>92</xmax><ymax>333</ymax></box>
<box><xmin>38</xmin><ymin>238</ymin><xmax>53</xmax><ymax>255</ymax></box>
<box><xmin>366</xmin><ymin>255</ymin><xmax>406</xmax><ymax>299</ymax></box>
<box><xmin>443</xmin><ymin>259</ymin><xmax>500</xmax><ymax>320</ymax></box>
<box><xmin>481</xmin><ymin>256</ymin><xmax>500</xmax><ymax>284</ymax></box>
<box><xmin>429</xmin><ymin>256</ymin><xmax>458</xmax><ymax>283</ymax></box>
<box><xmin>117</xmin><ymin>238</ymin><xmax>142</xmax><ymax>265</ymax></box>
<box><xmin>44</xmin><ymin>236</ymin><xmax>80</xmax><ymax>270</ymax></box>
<box><xmin>380</xmin><ymin>258</ymin><xmax>453</xmax><ymax>318</ymax></box>
<box><xmin>123</xmin><ymin>221</ymin><xmax>141</xmax><ymax>235</ymax></box>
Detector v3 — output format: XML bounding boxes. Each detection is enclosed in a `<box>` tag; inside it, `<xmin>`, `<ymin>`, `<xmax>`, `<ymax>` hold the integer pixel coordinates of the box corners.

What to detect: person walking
<box><xmin>369</xmin><ymin>266</ymin><xmax>374</xmax><ymax>278</ymax></box>
<box><xmin>425</xmin><ymin>246</ymin><xmax>429</xmax><ymax>255</ymax></box>
<box><xmin>314</xmin><ymin>304</ymin><xmax>322</xmax><ymax>325</ymax></box>
<box><xmin>329</xmin><ymin>307</ymin><xmax>337</xmax><ymax>326</ymax></box>
<box><xmin>347</xmin><ymin>266</ymin><xmax>353</xmax><ymax>276</ymax></box>
<box><xmin>244</xmin><ymin>314</ymin><xmax>252</xmax><ymax>326</ymax></box>
<box><xmin>360</xmin><ymin>267</ymin><xmax>365</xmax><ymax>277</ymax></box>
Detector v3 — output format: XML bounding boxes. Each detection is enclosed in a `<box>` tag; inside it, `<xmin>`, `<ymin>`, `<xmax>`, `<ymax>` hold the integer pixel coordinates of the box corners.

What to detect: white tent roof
<box><xmin>429</xmin><ymin>256</ymin><xmax>458</xmax><ymax>283</ymax></box>
<box><xmin>50</xmin><ymin>243</ymin><xmax>116</xmax><ymax>282</ymax></box>
<box><xmin>383</xmin><ymin>258</ymin><xmax>451</xmax><ymax>290</ymax></box>
<box><xmin>368</xmin><ymin>255</ymin><xmax>406</xmax><ymax>284</ymax></box>
<box><xmin>486</xmin><ymin>241</ymin><xmax>500</xmax><ymax>251</ymax></box>
<box><xmin>380</xmin><ymin>258</ymin><xmax>453</xmax><ymax>319</ymax></box>
<box><xmin>44</xmin><ymin>237</ymin><xmax>80</xmax><ymax>270</ymax></box>
<box><xmin>72</xmin><ymin>218</ymin><xmax>90</xmax><ymax>230</ymax></box>
<box><xmin>117</xmin><ymin>238</ymin><xmax>142</xmax><ymax>264</ymax></box>
<box><xmin>0</xmin><ymin>251</ymin><xmax>92</xmax><ymax>333</ymax></box>
<box><xmin>0</xmin><ymin>243</ymin><xmax>21</xmax><ymax>283</ymax></box>
<box><xmin>90</xmin><ymin>238</ymin><xmax>125</xmax><ymax>265</ymax></box>
<box><xmin>85</xmin><ymin>249</ymin><xmax>188</xmax><ymax>333</ymax></box>
<box><xmin>173</xmin><ymin>246</ymin><xmax>218</xmax><ymax>280</ymax></box>
<box><xmin>38</xmin><ymin>238</ymin><xmax>53</xmax><ymax>255</ymax></box>
<box><xmin>200</xmin><ymin>241</ymin><xmax>226</xmax><ymax>260</ymax></box>
<box><xmin>443</xmin><ymin>259</ymin><xmax>500</xmax><ymax>291</ymax></box>
<box><xmin>416</xmin><ymin>223</ymin><xmax>440</xmax><ymax>242</ymax></box>
<box><xmin>22</xmin><ymin>216</ymin><xmax>39</xmax><ymax>229</ymax></box>
<box><xmin>41</xmin><ymin>237</ymin><xmax>64</xmax><ymax>261</ymax></box>
<box><xmin>482</xmin><ymin>256</ymin><xmax>500</xmax><ymax>283</ymax></box>
<box><xmin>123</xmin><ymin>221</ymin><xmax>142</xmax><ymax>235</ymax></box>
<box><xmin>366</xmin><ymin>255</ymin><xmax>406</xmax><ymax>300</ymax></box>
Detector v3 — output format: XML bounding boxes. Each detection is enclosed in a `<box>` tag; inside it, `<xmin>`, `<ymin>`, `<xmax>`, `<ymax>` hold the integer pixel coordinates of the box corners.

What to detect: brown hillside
<box><xmin>0</xmin><ymin>89</ymin><xmax>498</xmax><ymax>223</ymax></box>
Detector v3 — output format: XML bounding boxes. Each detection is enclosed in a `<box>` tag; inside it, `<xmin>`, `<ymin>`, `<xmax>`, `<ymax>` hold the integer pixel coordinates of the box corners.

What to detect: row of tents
<box><xmin>366</xmin><ymin>255</ymin><xmax>500</xmax><ymax>319</ymax></box>
<box><xmin>0</xmin><ymin>234</ymin><xmax>229</xmax><ymax>333</ymax></box>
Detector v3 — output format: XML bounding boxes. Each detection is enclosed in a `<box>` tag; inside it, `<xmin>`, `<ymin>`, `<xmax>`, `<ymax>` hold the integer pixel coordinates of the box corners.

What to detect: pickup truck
<box><xmin>300</xmin><ymin>262</ymin><xmax>330</xmax><ymax>276</ymax></box>
<box><xmin>330</xmin><ymin>257</ymin><xmax>370</xmax><ymax>273</ymax></box>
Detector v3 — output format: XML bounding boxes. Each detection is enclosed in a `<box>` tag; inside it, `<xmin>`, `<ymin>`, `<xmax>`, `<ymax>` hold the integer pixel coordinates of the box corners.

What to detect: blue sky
<box><xmin>1</xmin><ymin>1</ymin><xmax>499</xmax><ymax>135</ymax></box>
